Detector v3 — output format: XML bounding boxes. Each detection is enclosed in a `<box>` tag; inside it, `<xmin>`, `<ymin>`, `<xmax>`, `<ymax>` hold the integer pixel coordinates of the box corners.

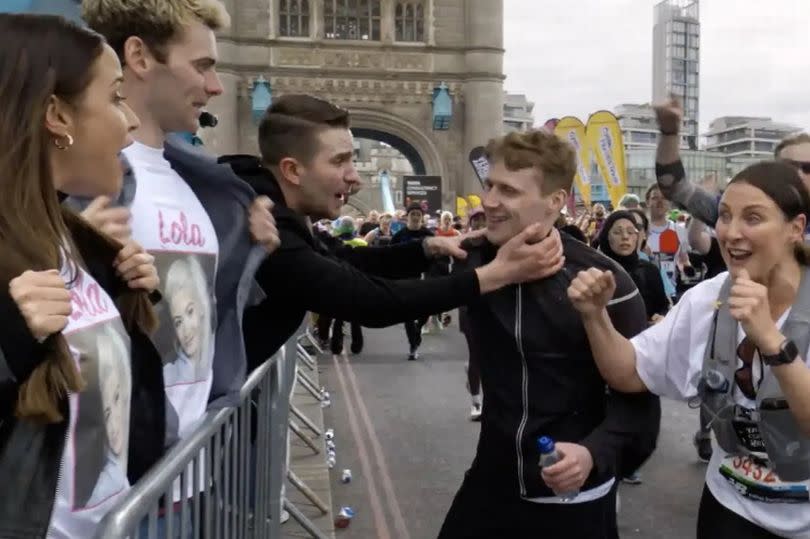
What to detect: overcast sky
<box><xmin>503</xmin><ymin>0</ymin><xmax>810</xmax><ymax>135</ymax></box>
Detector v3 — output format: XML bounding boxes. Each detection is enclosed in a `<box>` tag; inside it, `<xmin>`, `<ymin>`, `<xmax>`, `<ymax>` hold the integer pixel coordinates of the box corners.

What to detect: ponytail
<box><xmin>15</xmin><ymin>209</ymin><xmax>156</xmax><ymax>423</ymax></box>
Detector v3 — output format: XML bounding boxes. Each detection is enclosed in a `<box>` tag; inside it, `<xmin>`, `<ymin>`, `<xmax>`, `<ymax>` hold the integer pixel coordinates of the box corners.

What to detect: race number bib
<box><xmin>732</xmin><ymin>417</ymin><xmax>767</xmax><ymax>453</ymax></box>
<box><xmin>720</xmin><ymin>455</ymin><xmax>809</xmax><ymax>504</ymax></box>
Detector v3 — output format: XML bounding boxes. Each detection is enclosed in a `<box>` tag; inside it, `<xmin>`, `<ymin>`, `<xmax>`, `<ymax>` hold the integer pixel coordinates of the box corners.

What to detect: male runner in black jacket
<box><xmin>438</xmin><ymin>129</ymin><xmax>661</xmax><ymax>539</ymax></box>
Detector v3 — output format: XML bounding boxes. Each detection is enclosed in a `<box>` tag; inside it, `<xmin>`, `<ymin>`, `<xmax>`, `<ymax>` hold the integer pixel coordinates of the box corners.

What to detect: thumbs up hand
<box><xmin>728</xmin><ymin>269</ymin><xmax>784</xmax><ymax>354</ymax></box>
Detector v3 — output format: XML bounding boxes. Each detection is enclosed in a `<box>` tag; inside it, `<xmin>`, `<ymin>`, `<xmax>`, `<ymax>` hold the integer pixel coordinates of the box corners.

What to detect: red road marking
<box><xmin>330</xmin><ymin>353</ymin><xmax>392</xmax><ymax>539</ymax></box>
<box><xmin>340</xmin><ymin>353</ymin><xmax>411</xmax><ymax>539</ymax></box>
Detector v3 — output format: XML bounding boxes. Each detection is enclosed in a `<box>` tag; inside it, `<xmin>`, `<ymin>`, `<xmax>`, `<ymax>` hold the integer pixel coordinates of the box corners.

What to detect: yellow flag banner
<box><xmin>553</xmin><ymin>116</ymin><xmax>591</xmax><ymax>206</ymax></box>
<box><xmin>466</xmin><ymin>194</ymin><xmax>482</xmax><ymax>209</ymax></box>
<box><xmin>585</xmin><ymin>111</ymin><xmax>627</xmax><ymax>208</ymax></box>
<box><xmin>456</xmin><ymin>196</ymin><xmax>469</xmax><ymax>217</ymax></box>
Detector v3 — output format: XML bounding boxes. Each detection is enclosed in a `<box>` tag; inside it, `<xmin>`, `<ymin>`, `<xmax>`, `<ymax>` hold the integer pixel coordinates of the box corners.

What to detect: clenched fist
<box><xmin>114</xmin><ymin>241</ymin><xmax>159</xmax><ymax>293</ymax></box>
<box><xmin>249</xmin><ymin>196</ymin><xmax>281</xmax><ymax>254</ymax></box>
<box><xmin>567</xmin><ymin>268</ymin><xmax>616</xmax><ymax>317</ymax></box>
<box><xmin>653</xmin><ymin>97</ymin><xmax>683</xmax><ymax>136</ymax></box>
<box><xmin>9</xmin><ymin>270</ymin><xmax>72</xmax><ymax>341</ymax></box>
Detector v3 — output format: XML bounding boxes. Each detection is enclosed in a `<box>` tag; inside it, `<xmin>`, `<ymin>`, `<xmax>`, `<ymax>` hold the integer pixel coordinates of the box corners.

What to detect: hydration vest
<box><xmin>699</xmin><ymin>269</ymin><xmax>810</xmax><ymax>482</ymax></box>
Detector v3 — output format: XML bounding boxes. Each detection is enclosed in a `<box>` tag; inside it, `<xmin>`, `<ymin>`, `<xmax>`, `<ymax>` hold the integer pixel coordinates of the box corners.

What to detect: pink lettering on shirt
<box><xmin>69</xmin><ymin>272</ymin><xmax>109</xmax><ymax>321</ymax></box>
<box><xmin>158</xmin><ymin>210</ymin><xmax>206</xmax><ymax>248</ymax></box>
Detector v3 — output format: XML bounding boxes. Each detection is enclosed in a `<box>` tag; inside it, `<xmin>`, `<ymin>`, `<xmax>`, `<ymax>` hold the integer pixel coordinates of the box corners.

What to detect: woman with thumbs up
<box><xmin>568</xmin><ymin>161</ymin><xmax>810</xmax><ymax>539</ymax></box>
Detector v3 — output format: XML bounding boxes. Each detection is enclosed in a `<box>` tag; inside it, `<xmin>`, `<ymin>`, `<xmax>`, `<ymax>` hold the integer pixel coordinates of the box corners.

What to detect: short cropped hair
<box><xmin>83</xmin><ymin>0</ymin><xmax>230</xmax><ymax>64</ymax></box>
<box><xmin>485</xmin><ymin>130</ymin><xmax>577</xmax><ymax>195</ymax></box>
<box><xmin>775</xmin><ymin>133</ymin><xmax>810</xmax><ymax>158</ymax></box>
<box><xmin>258</xmin><ymin>94</ymin><xmax>351</xmax><ymax>166</ymax></box>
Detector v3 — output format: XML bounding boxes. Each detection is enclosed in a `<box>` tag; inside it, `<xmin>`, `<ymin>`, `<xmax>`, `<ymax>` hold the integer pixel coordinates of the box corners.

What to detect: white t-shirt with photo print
<box><xmin>632</xmin><ymin>272</ymin><xmax>810</xmax><ymax>539</ymax></box>
<box><xmin>124</xmin><ymin>141</ymin><xmax>219</xmax><ymax>444</ymax></box>
<box><xmin>48</xmin><ymin>261</ymin><xmax>132</xmax><ymax>539</ymax></box>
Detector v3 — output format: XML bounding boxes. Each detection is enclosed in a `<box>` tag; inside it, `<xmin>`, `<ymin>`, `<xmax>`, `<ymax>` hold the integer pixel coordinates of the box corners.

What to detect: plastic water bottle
<box><xmin>537</xmin><ymin>436</ymin><xmax>579</xmax><ymax>502</ymax></box>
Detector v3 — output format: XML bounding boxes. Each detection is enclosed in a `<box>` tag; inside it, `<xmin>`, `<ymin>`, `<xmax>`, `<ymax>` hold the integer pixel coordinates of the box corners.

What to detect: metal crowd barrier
<box><xmin>94</xmin><ymin>343</ymin><xmax>289</xmax><ymax>539</ymax></box>
<box><xmin>95</xmin><ymin>319</ymin><xmax>334</xmax><ymax>539</ymax></box>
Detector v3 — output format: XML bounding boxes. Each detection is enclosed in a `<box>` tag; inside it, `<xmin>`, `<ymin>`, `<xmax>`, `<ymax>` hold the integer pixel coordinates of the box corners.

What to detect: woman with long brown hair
<box><xmin>0</xmin><ymin>14</ymin><xmax>164</xmax><ymax>539</ymax></box>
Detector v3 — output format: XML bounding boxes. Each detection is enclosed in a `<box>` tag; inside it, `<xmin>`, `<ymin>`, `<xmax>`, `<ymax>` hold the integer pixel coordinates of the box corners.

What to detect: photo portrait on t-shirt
<box><xmin>70</xmin><ymin>323</ymin><xmax>131</xmax><ymax>510</ymax></box>
<box><xmin>153</xmin><ymin>254</ymin><xmax>216</xmax><ymax>386</ymax></box>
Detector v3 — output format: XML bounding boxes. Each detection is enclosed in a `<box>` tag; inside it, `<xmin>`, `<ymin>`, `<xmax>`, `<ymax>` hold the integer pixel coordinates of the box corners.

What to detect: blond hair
<box><xmin>82</xmin><ymin>0</ymin><xmax>230</xmax><ymax>63</ymax></box>
<box><xmin>485</xmin><ymin>130</ymin><xmax>577</xmax><ymax>195</ymax></box>
<box><xmin>775</xmin><ymin>132</ymin><xmax>810</xmax><ymax>158</ymax></box>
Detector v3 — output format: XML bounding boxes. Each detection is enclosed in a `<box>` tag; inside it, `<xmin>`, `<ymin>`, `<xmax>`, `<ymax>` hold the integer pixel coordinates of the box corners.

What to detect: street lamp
<box><xmin>432</xmin><ymin>82</ymin><xmax>452</xmax><ymax>130</ymax></box>
<box><xmin>251</xmin><ymin>75</ymin><xmax>272</xmax><ymax>124</ymax></box>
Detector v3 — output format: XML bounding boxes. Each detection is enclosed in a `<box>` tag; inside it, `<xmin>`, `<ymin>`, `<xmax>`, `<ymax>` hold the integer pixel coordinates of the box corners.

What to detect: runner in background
<box><xmin>391</xmin><ymin>203</ymin><xmax>434</xmax><ymax>360</ymax></box>
<box><xmin>364</xmin><ymin>212</ymin><xmax>394</xmax><ymax>246</ymax></box>
<box><xmin>459</xmin><ymin>208</ymin><xmax>486</xmax><ymax>421</ymax></box>
<box><xmin>328</xmin><ymin>217</ymin><xmax>367</xmax><ymax>355</ymax></box>
<box><xmin>645</xmin><ymin>183</ymin><xmax>691</xmax><ymax>302</ymax></box>
<box><xmin>431</xmin><ymin>211</ymin><xmax>461</xmax><ymax>329</ymax></box>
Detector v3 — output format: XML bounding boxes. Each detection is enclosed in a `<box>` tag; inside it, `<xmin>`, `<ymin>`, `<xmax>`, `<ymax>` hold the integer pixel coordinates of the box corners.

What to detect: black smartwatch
<box><xmin>761</xmin><ymin>339</ymin><xmax>800</xmax><ymax>366</ymax></box>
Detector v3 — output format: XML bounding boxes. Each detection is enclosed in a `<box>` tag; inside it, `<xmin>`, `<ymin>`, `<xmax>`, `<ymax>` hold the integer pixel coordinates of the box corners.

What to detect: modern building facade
<box><xmin>652</xmin><ymin>0</ymin><xmax>700</xmax><ymax>149</ymax></box>
<box><xmin>621</xmin><ymin>113</ymin><xmax>802</xmax><ymax>197</ymax></box>
<box><xmin>624</xmin><ymin>147</ymin><xmax>726</xmax><ymax>197</ymax></box>
<box><xmin>704</xmin><ymin>116</ymin><xmax>802</xmax><ymax>178</ymax></box>
<box><xmin>204</xmin><ymin>0</ymin><xmax>505</xmax><ymax>213</ymax></box>
<box><xmin>704</xmin><ymin>116</ymin><xmax>801</xmax><ymax>158</ymax></box>
<box><xmin>502</xmin><ymin>92</ymin><xmax>535</xmax><ymax>133</ymax></box>
<box><xmin>615</xmin><ymin>103</ymin><xmax>689</xmax><ymax>150</ymax></box>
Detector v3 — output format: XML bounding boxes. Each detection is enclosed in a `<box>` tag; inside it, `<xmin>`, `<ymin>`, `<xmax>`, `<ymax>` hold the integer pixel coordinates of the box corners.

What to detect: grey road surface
<box><xmin>319</xmin><ymin>323</ymin><xmax>707</xmax><ymax>539</ymax></box>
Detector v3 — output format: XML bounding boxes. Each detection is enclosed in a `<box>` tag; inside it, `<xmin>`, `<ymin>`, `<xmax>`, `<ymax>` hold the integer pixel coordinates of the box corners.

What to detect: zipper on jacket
<box><xmin>514</xmin><ymin>284</ymin><xmax>529</xmax><ymax>497</ymax></box>
<box><xmin>45</xmin><ymin>403</ymin><xmax>71</xmax><ymax>535</ymax></box>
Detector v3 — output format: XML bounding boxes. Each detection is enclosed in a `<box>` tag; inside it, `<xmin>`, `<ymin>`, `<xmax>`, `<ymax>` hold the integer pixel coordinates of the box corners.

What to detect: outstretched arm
<box><xmin>260</xmin><ymin>223</ymin><xmax>563</xmax><ymax>327</ymax></box>
<box><xmin>655</xmin><ymin>98</ymin><xmax>719</xmax><ymax>227</ymax></box>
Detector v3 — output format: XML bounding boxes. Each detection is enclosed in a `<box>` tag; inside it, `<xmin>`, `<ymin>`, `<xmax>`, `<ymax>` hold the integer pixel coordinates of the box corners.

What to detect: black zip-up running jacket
<box><xmin>456</xmin><ymin>234</ymin><xmax>661</xmax><ymax>499</ymax></box>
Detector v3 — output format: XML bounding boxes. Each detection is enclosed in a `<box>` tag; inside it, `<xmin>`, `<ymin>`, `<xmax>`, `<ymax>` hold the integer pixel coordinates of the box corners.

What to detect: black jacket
<box><xmin>457</xmin><ymin>233</ymin><xmax>661</xmax><ymax>499</ymax></box>
<box><xmin>0</xmin><ymin>229</ymin><xmax>165</xmax><ymax>539</ymax></box>
<box><xmin>218</xmin><ymin>155</ymin><xmax>481</xmax><ymax>368</ymax></box>
<box><xmin>626</xmin><ymin>259</ymin><xmax>670</xmax><ymax>319</ymax></box>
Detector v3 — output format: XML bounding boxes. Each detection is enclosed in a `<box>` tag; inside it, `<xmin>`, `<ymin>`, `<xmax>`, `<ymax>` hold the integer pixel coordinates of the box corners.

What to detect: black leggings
<box><xmin>403</xmin><ymin>317</ymin><xmax>427</xmax><ymax>349</ymax></box>
<box><xmin>329</xmin><ymin>319</ymin><xmax>363</xmax><ymax>355</ymax></box>
<box><xmin>463</xmin><ymin>332</ymin><xmax>481</xmax><ymax>397</ymax></box>
<box><xmin>697</xmin><ymin>484</ymin><xmax>783</xmax><ymax>539</ymax></box>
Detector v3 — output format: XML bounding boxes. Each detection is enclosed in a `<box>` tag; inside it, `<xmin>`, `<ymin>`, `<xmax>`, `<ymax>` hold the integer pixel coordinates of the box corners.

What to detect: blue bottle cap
<box><xmin>537</xmin><ymin>436</ymin><xmax>555</xmax><ymax>454</ymax></box>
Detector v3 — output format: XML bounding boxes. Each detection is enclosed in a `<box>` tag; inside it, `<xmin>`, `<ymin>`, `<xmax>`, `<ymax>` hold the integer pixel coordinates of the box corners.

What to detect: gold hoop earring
<box><xmin>53</xmin><ymin>133</ymin><xmax>74</xmax><ymax>151</ymax></box>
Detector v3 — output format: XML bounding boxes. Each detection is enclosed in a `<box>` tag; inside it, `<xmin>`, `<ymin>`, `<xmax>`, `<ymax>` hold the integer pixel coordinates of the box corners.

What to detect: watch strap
<box><xmin>761</xmin><ymin>339</ymin><xmax>799</xmax><ymax>366</ymax></box>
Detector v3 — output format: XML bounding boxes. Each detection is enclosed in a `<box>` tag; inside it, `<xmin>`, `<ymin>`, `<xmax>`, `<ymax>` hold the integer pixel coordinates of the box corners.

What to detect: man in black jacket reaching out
<box><xmin>219</xmin><ymin>94</ymin><xmax>566</xmax><ymax>370</ymax></box>
<box><xmin>437</xmin><ymin>130</ymin><xmax>661</xmax><ymax>539</ymax></box>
